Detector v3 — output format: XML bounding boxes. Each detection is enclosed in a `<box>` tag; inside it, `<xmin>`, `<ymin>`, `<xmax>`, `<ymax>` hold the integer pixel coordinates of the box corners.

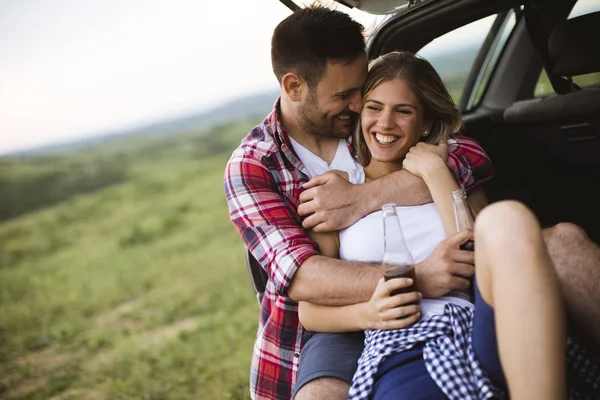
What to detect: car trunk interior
<box><xmin>370</xmin><ymin>0</ymin><xmax>600</xmax><ymax>244</ymax></box>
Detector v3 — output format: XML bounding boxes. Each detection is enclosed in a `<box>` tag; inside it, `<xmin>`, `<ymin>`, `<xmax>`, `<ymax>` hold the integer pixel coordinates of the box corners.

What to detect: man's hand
<box><xmin>403</xmin><ymin>138</ymin><xmax>448</xmax><ymax>180</ymax></box>
<box><xmin>415</xmin><ymin>229</ymin><xmax>475</xmax><ymax>298</ymax></box>
<box><xmin>298</xmin><ymin>171</ymin><xmax>362</xmax><ymax>232</ymax></box>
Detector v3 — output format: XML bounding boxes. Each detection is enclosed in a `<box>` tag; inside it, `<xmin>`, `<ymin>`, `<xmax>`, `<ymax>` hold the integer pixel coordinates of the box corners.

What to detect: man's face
<box><xmin>297</xmin><ymin>54</ymin><xmax>368</xmax><ymax>139</ymax></box>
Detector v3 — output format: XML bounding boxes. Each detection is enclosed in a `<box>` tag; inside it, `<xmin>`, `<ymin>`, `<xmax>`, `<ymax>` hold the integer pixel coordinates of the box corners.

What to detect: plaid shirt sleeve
<box><xmin>447</xmin><ymin>134</ymin><xmax>495</xmax><ymax>192</ymax></box>
<box><xmin>224</xmin><ymin>148</ymin><xmax>319</xmax><ymax>296</ymax></box>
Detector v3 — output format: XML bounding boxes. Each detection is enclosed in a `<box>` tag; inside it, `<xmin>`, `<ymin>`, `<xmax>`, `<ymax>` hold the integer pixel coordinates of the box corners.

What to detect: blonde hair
<box><xmin>354</xmin><ymin>51</ymin><xmax>462</xmax><ymax>166</ymax></box>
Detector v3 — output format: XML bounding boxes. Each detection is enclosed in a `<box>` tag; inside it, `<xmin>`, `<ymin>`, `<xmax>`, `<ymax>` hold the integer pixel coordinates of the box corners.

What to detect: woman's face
<box><xmin>361</xmin><ymin>78</ymin><xmax>427</xmax><ymax>165</ymax></box>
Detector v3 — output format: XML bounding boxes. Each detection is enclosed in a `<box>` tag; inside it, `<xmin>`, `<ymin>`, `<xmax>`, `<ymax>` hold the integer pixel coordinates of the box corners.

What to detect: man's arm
<box><xmin>298</xmin><ymin>169</ymin><xmax>432</xmax><ymax>232</ymax></box>
<box><xmin>298</xmin><ymin>135</ymin><xmax>495</xmax><ymax>232</ymax></box>
<box><xmin>288</xmin><ymin>255</ymin><xmax>380</xmax><ymax>305</ymax></box>
<box><xmin>224</xmin><ymin>150</ymin><xmax>379</xmax><ymax>306</ymax></box>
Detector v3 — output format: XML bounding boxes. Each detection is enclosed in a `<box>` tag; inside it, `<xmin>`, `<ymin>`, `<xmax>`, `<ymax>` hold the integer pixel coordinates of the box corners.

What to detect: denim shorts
<box><xmin>292</xmin><ymin>330</ymin><xmax>365</xmax><ymax>398</ymax></box>
<box><xmin>293</xmin><ymin>283</ymin><xmax>509</xmax><ymax>399</ymax></box>
<box><xmin>371</xmin><ymin>283</ymin><xmax>508</xmax><ymax>399</ymax></box>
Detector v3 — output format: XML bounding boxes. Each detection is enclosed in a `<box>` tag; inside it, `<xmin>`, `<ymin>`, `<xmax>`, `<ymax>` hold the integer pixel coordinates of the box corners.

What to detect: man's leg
<box><xmin>294</xmin><ymin>377</ymin><xmax>349</xmax><ymax>400</ymax></box>
<box><xmin>543</xmin><ymin>223</ymin><xmax>600</xmax><ymax>349</ymax></box>
<box><xmin>292</xmin><ymin>331</ymin><xmax>364</xmax><ymax>400</ymax></box>
<box><xmin>474</xmin><ymin>200</ymin><xmax>567</xmax><ymax>400</ymax></box>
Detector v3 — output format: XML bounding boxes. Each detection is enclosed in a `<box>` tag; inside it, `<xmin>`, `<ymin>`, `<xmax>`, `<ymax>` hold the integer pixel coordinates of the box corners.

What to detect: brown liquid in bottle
<box><xmin>383</xmin><ymin>264</ymin><xmax>417</xmax><ymax>298</ymax></box>
<box><xmin>460</xmin><ymin>239</ymin><xmax>475</xmax><ymax>251</ymax></box>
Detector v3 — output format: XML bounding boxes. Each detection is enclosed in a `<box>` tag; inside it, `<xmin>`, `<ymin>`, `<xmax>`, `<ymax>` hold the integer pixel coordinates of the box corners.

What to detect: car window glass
<box><xmin>467</xmin><ymin>10</ymin><xmax>517</xmax><ymax>110</ymax></box>
<box><xmin>534</xmin><ymin>0</ymin><xmax>600</xmax><ymax>97</ymax></box>
<box><xmin>417</xmin><ymin>15</ymin><xmax>496</xmax><ymax>106</ymax></box>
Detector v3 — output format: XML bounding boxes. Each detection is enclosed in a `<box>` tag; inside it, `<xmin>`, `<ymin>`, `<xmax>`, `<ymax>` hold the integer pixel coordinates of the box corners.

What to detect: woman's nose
<box><xmin>376</xmin><ymin>110</ymin><xmax>395</xmax><ymax>129</ymax></box>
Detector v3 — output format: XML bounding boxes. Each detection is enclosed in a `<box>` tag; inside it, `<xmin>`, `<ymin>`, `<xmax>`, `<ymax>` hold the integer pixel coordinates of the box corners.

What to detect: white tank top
<box><xmin>340</xmin><ymin>201</ymin><xmax>473</xmax><ymax>318</ymax></box>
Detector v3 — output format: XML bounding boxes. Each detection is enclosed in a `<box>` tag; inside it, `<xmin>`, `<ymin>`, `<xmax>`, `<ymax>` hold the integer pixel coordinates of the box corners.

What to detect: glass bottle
<box><xmin>382</xmin><ymin>203</ymin><xmax>418</xmax><ymax>297</ymax></box>
<box><xmin>452</xmin><ymin>188</ymin><xmax>476</xmax><ymax>251</ymax></box>
<box><xmin>452</xmin><ymin>188</ymin><xmax>476</xmax><ymax>302</ymax></box>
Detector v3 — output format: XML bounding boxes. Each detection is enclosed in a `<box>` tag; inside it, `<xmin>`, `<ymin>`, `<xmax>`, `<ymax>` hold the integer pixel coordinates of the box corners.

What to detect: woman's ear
<box><xmin>422</xmin><ymin>123</ymin><xmax>432</xmax><ymax>138</ymax></box>
<box><xmin>421</xmin><ymin>123</ymin><xmax>437</xmax><ymax>144</ymax></box>
<box><xmin>282</xmin><ymin>72</ymin><xmax>305</xmax><ymax>102</ymax></box>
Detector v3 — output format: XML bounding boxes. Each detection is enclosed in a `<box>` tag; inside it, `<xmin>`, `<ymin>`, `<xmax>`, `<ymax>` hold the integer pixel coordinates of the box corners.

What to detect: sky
<box><xmin>4</xmin><ymin>0</ymin><xmax>591</xmax><ymax>156</ymax></box>
<box><xmin>0</xmin><ymin>0</ymin><xmax>296</xmax><ymax>155</ymax></box>
<box><xmin>0</xmin><ymin>0</ymin><xmax>494</xmax><ymax>156</ymax></box>
<box><xmin>0</xmin><ymin>0</ymin><xmax>393</xmax><ymax>155</ymax></box>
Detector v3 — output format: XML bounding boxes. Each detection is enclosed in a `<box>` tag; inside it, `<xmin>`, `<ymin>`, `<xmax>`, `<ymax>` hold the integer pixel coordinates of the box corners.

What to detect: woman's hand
<box><xmin>403</xmin><ymin>138</ymin><xmax>449</xmax><ymax>179</ymax></box>
<box><xmin>361</xmin><ymin>277</ymin><xmax>422</xmax><ymax>330</ymax></box>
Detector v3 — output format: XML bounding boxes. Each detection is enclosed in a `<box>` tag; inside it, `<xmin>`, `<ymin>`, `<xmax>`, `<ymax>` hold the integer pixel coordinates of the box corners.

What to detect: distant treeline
<box><xmin>0</xmin><ymin>116</ymin><xmax>262</xmax><ymax>222</ymax></box>
<box><xmin>0</xmin><ymin>156</ymin><xmax>128</xmax><ymax>222</ymax></box>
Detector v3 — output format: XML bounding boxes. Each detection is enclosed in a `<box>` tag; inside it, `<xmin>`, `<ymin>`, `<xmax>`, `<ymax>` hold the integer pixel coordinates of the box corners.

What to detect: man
<box><xmin>224</xmin><ymin>6</ymin><xmax>495</xmax><ymax>400</ymax></box>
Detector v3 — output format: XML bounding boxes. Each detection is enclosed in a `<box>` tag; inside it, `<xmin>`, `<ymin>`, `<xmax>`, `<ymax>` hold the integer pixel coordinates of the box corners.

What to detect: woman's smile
<box><xmin>374</xmin><ymin>132</ymin><xmax>400</xmax><ymax>144</ymax></box>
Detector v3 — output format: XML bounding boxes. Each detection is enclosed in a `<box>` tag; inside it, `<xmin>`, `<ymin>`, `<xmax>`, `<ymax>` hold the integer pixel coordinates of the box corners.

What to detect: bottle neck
<box><xmin>382</xmin><ymin>203</ymin><xmax>414</xmax><ymax>266</ymax></box>
<box><xmin>452</xmin><ymin>189</ymin><xmax>475</xmax><ymax>231</ymax></box>
<box><xmin>451</xmin><ymin>187</ymin><xmax>467</xmax><ymax>202</ymax></box>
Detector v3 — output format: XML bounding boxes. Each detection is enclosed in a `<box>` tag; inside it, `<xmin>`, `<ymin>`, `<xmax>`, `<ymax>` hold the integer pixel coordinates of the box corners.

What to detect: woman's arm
<box><xmin>468</xmin><ymin>187</ymin><xmax>488</xmax><ymax>216</ymax></box>
<box><xmin>422</xmin><ymin>163</ymin><xmax>460</xmax><ymax>236</ymax></box>
<box><xmin>424</xmin><ymin>170</ymin><xmax>488</xmax><ymax>232</ymax></box>
<box><xmin>403</xmin><ymin>140</ymin><xmax>489</xmax><ymax>235</ymax></box>
<box><xmin>308</xmin><ymin>231</ymin><xmax>340</xmax><ymax>259</ymax></box>
<box><xmin>403</xmin><ymin>140</ymin><xmax>460</xmax><ymax>236</ymax></box>
<box><xmin>298</xmin><ymin>301</ymin><xmax>368</xmax><ymax>332</ymax></box>
<box><xmin>298</xmin><ymin>278</ymin><xmax>421</xmax><ymax>332</ymax></box>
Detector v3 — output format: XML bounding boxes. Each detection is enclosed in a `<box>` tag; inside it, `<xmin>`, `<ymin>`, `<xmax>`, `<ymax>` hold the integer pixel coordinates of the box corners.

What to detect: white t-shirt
<box><xmin>290</xmin><ymin>137</ymin><xmax>472</xmax><ymax>319</ymax></box>
<box><xmin>289</xmin><ymin>137</ymin><xmax>364</xmax><ymax>183</ymax></box>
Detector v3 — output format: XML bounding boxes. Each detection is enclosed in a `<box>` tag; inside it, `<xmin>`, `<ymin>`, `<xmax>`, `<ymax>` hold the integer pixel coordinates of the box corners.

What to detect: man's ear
<box><xmin>282</xmin><ymin>72</ymin><xmax>306</xmax><ymax>102</ymax></box>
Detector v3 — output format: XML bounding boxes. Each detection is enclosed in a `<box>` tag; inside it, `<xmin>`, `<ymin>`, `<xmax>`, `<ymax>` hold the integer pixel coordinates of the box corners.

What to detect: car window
<box><xmin>417</xmin><ymin>15</ymin><xmax>497</xmax><ymax>106</ymax></box>
<box><xmin>534</xmin><ymin>0</ymin><xmax>600</xmax><ymax>97</ymax></box>
<box><xmin>466</xmin><ymin>10</ymin><xmax>518</xmax><ymax>110</ymax></box>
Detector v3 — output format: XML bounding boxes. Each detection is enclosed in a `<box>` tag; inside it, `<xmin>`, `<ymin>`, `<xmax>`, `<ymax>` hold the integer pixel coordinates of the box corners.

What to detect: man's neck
<box><xmin>280</xmin><ymin>98</ymin><xmax>340</xmax><ymax>164</ymax></box>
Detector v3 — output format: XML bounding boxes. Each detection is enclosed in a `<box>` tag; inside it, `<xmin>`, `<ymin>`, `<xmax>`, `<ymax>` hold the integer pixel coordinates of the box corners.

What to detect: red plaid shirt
<box><xmin>224</xmin><ymin>102</ymin><xmax>494</xmax><ymax>400</ymax></box>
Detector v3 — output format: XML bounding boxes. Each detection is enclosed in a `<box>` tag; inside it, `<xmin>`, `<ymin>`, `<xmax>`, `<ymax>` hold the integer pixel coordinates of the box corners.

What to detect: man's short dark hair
<box><xmin>271</xmin><ymin>5</ymin><xmax>366</xmax><ymax>88</ymax></box>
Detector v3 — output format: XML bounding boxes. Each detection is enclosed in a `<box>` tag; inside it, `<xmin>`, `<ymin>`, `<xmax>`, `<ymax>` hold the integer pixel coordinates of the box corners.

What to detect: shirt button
<box><xmin>294</xmin><ymin>353</ymin><xmax>299</xmax><ymax>358</ymax></box>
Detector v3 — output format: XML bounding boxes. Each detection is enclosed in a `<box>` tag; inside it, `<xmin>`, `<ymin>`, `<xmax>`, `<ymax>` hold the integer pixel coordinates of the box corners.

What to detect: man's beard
<box><xmin>297</xmin><ymin>90</ymin><xmax>354</xmax><ymax>139</ymax></box>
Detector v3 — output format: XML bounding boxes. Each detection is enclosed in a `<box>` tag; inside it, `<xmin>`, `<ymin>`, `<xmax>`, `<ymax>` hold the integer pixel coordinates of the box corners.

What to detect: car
<box><xmin>245</xmin><ymin>0</ymin><xmax>600</xmax><ymax>302</ymax></box>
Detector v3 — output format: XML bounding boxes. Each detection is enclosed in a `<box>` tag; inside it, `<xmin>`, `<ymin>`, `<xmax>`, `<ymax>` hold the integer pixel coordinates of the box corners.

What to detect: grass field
<box><xmin>0</xmin><ymin>119</ymin><xmax>262</xmax><ymax>399</ymax></box>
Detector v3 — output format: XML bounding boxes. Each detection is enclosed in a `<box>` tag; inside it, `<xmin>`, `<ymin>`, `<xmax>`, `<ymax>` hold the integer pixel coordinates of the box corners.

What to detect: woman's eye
<box><xmin>366</xmin><ymin>106</ymin><xmax>381</xmax><ymax>111</ymax></box>
<box><xmin>396</xmin><ymin>109</ymin><xmax>411</xmax><ymax>115</ymax></box>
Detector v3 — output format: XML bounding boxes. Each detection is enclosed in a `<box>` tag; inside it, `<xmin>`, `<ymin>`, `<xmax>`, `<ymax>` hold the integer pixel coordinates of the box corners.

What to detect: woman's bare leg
<box><xmin>474</xmin><ymin>200</ymin><xmax>566</xmax><ymax>400</ymax></box>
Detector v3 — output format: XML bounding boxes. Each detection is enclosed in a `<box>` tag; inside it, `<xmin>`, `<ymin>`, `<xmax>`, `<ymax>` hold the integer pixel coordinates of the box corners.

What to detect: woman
<box><xmin>298</xmin><ymin>51</ymin><xmax>566</xmax><ymax>399</ymax></box>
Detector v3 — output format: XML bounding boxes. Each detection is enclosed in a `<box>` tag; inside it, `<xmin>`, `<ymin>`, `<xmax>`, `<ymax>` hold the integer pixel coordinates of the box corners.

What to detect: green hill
<box><xmin>0</xmin><ymin>118</ymin><xmax>261</xmax><ymax>399</ymax></box>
